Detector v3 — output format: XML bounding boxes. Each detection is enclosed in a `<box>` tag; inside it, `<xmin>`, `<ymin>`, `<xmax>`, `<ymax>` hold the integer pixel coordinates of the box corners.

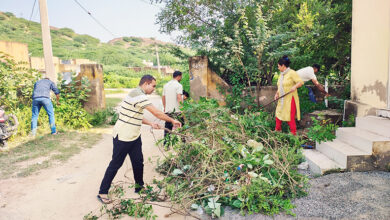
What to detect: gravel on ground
<box><xmin>214</xmin><ymin>171</ymin><xmax>390</xmax><ymax>220</ymax></box>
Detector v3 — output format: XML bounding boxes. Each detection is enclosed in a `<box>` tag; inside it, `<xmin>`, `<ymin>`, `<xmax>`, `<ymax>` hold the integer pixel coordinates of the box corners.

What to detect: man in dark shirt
<box><xmin>31</xmin><ymin>78</ymin><xmax>60</xmax><ymax>136</ymax></box>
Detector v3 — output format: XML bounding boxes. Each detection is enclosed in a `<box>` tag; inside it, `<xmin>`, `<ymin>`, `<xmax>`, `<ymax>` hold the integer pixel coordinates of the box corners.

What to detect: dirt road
<box><xmin>0</xmin><ymin>93</ymin><xmax>192</xmax><ymax>220</ymax></box>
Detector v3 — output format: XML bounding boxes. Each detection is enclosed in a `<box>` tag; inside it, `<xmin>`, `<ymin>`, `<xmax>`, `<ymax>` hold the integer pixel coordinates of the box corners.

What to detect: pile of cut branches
<box><xmin>85</xmin><ymin>98</ymin><xmax>307</xmax><ymax>219</ymax></box>
<box><xmin>158</xmin><ymin>98</ymin><xmax>307</xmax><ymax>218</ymax></box>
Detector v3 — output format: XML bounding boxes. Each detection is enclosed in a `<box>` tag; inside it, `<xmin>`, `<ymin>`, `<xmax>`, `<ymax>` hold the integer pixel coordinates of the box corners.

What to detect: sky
<box><xmin>0</xmin><ymin>0</ymin><xmax>176</xmax><ymax>43</ymax></box>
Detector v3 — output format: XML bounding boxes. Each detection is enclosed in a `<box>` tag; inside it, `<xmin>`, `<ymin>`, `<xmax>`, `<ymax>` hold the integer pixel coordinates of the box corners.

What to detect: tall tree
<box><xmin>154</xmin><ymin>0</ymin><xmax>352</xmax><ymax>106</ymax></box>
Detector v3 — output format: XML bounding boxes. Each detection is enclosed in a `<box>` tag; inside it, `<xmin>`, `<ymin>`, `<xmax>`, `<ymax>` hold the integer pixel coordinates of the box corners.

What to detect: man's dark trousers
<box><xmin>99</xmin><ymin>136</ymin><xmax>144</xmax><ymax>194</ymax></box>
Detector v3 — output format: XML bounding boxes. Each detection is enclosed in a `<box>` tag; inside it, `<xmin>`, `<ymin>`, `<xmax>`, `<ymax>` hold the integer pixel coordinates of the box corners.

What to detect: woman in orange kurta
<box><xmin>274</xmin><ymin>56</ymin><xmax>303</xmax><ymax>135</ymax></box>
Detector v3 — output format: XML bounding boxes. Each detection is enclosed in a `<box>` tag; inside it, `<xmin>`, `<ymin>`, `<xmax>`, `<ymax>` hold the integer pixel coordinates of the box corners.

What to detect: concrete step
<box><xmin>316</xmin><ymin>139</ymin><xmax>371</xmax><ymax>167</ymax></box>
<box><xmin>356</xmin><ymin>116</ymin><xmax>390</xmax><ymax>137</ymax></box>
<box><xmin>377</xmin><ymin>109</ymin><xmax>390</xmax><ymax>118</ymax></box>
<box><xmin>303</xmin><ymin>149</ymin><xmax>345</xmax><ymax>175</ymax></box>
<box><xmin>336</xmin><ymin>127</ymin><xmax>390</xmax><ymax>152</ymax></box>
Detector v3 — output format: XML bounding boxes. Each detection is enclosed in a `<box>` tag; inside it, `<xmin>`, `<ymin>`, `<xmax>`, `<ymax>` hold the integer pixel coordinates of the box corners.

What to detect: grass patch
<box><xmin>106</xmin><ymin>97</ymin><xmax>122</xmax><ymax>109</ymax></box>
<box><xmin>105</xmin><ymin>89</ymin><xmax>125</xmax><ymax>94</ymax></box>
<box><xmin>17</xmin><ymin>160</ymin><xmax>50</xmax><ymax>177</ymax></box>
<box><xmin>0</xmin><ymin>131</ymin><xmax>102</xmax><ymax>179</ymax></box>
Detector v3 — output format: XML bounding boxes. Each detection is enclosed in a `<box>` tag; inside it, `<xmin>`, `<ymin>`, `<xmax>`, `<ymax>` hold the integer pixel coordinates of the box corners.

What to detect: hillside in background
<box><xmin>0</xmin><ymin>11</ymin><xmax>182</xmax><ymax>67</ymax></box>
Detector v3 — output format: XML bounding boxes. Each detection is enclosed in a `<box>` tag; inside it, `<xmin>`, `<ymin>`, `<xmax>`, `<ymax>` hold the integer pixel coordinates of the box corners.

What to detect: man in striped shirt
<box><xmin>97</xmin><ymin>75</ymin><xmax>181</xmax><ymax>204</ymax></box>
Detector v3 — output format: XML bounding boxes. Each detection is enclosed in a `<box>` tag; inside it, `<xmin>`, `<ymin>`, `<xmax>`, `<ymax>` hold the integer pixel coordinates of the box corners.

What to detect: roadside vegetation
<box><xmin>0</xmin><ymin>52</ymin><xmax>114</xmax><ymax>177</ymax></box>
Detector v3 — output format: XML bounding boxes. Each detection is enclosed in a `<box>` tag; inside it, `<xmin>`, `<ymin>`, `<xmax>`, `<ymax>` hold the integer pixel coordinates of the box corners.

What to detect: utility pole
<box><xmin>38</xmin><ymin>0</ymin><xmax>56</xmax><ymax>83</ymax></box>
<box><xmin>155</xmin><ymin>44</ymin><xmax>161</xmax><ymax>76</ymax></box>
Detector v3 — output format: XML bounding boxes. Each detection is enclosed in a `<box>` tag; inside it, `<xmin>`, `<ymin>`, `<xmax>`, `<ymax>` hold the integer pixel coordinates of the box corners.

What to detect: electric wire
<box><xmin>72</xmin><ymin>0</ymin><xmax>116</xmax><ymax>37</ymax></box>
<box><xmin>27</xmin><ymin>0</ymin><xmax>37</xmax><ymax>28</ymax></box>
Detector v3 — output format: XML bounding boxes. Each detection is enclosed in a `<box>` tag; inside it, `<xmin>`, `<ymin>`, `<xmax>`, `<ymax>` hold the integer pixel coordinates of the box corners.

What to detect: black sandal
<box><xmin>97</xmin><ymin>195</ymin><xmax>112</xmax><ymax>204</ymax></box>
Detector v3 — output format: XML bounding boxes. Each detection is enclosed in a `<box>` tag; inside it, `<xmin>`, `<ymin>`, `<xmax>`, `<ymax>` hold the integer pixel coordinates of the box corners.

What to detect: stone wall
<box><xmin>189</xmin><ymin>56</ymin><xmax>230</xmax><ymax>105</ymax></box>
<box><xmin>76</xmin><ymin>64</ymin><xmax>106</xmax><ymax>113</ymax></box>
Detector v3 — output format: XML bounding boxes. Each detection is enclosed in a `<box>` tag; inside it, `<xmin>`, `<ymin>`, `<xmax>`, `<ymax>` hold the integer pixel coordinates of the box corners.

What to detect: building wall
<box><xmin>0</xmin><ymin>40</ymin><xmax>29</xmax><ymax>64</ymax></box>
<box><xmin>350</xmin><ymin>0</ymin><xmax>390</xmax><ymax>110</ymax></box>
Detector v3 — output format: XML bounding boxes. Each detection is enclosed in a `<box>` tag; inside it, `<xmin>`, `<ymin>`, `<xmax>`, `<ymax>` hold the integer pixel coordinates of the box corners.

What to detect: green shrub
<box><xmin>3</xmin><ymin>12</ymin><xmax>14</xmax><ymax>17</ymax></box>
<box><xmin>87</xmin><ymin>108</ymin><xmax>117</xmax><ymax>127</ymax></box>
<box><xmin>0</xmin><ymin>52</ymin><xmax>40</xmax><ymax>111</ymax></box>
<box><xmin>342</xmin><ymin>114</ymin><xmax>355</xmax><ymax>127</ymax></box>
<box><xmin>55</xmin><ymin>76</ymin><xmax>92</xmax><ymax>129</ymax></box>
<box><xmin>73</xmin><ymin>34</ymin><xmax>100</xmax><ymax>45</ymax></box>
<box><xmin>297</xmin><ymin>86</ymin><xmax>326</xmax><ymax>116</ymax></box>
<box><xmin>58</xmin><ymin>28</ymin><xmax>75</xmax><ymax>38</ymax></box>
<box><xmin>109</xmin><ymin>111</ymin><xmax>119</xmax><ymax>125</ymax></box>
<box><xmin>13</xmin><ymin>106</ymin><xmax>51</xmax><ymax>137</ymax></box>
<box><xmin>307</xmin><ymin>116</ymin><xmax>338</xmax><ymax>144</ymax></box>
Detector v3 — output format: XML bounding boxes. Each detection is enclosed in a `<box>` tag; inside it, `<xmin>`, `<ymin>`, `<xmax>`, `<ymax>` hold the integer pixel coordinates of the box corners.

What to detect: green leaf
<box><xmin>190</xmin><ymin>204</ymin><xmax>199</xmax><ymax>210</ymax></box>
<box><xmin>232</xmin><ymin>200</ymin><xmax>242</xmax><ymax>208</ymax></box>
<box><xmin>248</xmin><ymin>172</ymin><xmax>258</xmax><ymax>178</ymax></box>
<box><xmin>183</xmin><ymin>165</ymin><xmax>191</xmax><ymax>171</ymax></box>
<box><xmin>214</xmin><ymin>205</ymin><xmax>221</xmax><ymax>217</ymax></box>
<box><xmin>172</xmin><ymin>169</ymin><xmax>183</xmax><ymax>176</ymax></box>
<box><xmin>208</xmin><ymin>201</ymin><xmax>216</xmax><ymax>209</ymax></box>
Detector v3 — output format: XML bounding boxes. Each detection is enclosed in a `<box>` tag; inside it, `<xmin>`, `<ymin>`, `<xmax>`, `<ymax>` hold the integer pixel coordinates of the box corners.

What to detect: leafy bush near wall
<box><xmin>1</xmin><ymin>53</ymin><xmax>95</xmax><ymax>137</ymax></box>
<box><xmin>0</xmin><ymin>52</ymin><xmax>39</xmax><ymax>111</ymax></box>
<box><xmin>307</xmin><ymin>117</ymin><xmax>338</xmax><ymax>144</ymax></box>
<box><xmin>297</xmin><ymin>86</ymin><xmax>326</xmax><ymax>116</ymax></box>
<box><xmin>54</xmin><ymin>76</ymin><xmax>92</xmax><ymax>129</ymax></box>
<box><xmin>87</xmin><ymin>108</ymin><xmax>117</xmax><ymax>127</ymax></box>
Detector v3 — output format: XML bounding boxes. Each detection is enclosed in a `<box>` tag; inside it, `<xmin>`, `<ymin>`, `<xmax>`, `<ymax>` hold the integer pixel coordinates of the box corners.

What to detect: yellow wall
<box><xmin>351</xmin><ymin>0</ymin><xmax>390</xmax><ymax>109</ymax></box>
<box><xmin>73</xmin><ymin>58</ymin><xmax>96</xmax><ymax>65</ymax></box>
<box><xmin>30</xmin><ymin>56</ymin><xmax>61</xmax><ymax>73</ymax></box>
<box><xmin>0</xmin><ymin>40</ymin><xmax>29</xmax><ymax>63</ymax></box>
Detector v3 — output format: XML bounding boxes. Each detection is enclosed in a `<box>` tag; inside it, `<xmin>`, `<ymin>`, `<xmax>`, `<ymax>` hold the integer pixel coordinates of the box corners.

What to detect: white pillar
<box><xmin>325</xmin><ymin>79</ymin><xmax>328</xmax><ymax>108</ymax></box>
<box><xmin>39</xmin><ymin>0</ymin><xmax>56</xmax><ymax>83</ymax></box>
<box><xmin>155</xmin><ymin>44</ymin><xmax>161</xmax><ymax>76</ymax></box>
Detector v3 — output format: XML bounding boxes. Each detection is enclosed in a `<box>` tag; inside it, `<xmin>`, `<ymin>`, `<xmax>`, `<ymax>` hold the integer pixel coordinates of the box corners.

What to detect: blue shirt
<box><xmin>32</xmin><ymin>79</ymin><xmax>60</xmax><ymax>99</ymax></box>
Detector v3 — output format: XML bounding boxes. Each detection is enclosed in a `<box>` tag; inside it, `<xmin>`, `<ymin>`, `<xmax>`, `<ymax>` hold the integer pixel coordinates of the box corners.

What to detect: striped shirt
<box><xmin>112</xmin><ymin>87</ymin><xmax>152</xmax><ymax>141</ymax></box>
